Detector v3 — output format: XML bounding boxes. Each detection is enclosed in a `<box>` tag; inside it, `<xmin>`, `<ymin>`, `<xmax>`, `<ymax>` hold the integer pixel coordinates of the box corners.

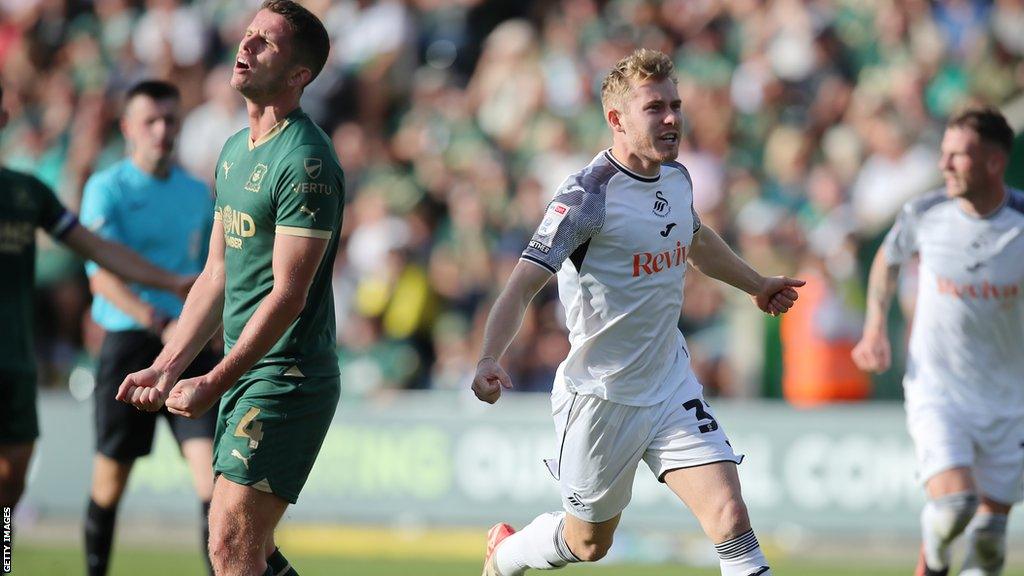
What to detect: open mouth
<box><xmin>234</xmin><ymin>58</ymin><xmax>250</xmax><ymax>72</ymax></box>
<box><xmin>659</xmin><ymin>133</ymin><xmax>679</xmax><ymax>144</ymax></box>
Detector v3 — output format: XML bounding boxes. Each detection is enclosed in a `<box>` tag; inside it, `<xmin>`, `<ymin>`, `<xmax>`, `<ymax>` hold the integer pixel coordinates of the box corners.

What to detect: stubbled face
<box><xmin>616</xmin><ymin>77</ymin><xmax>682</xmax><ymax>164</ymax></box>
<box><xmin>939</xmin><ymin>126</ymin><xmax>1000</xmax><ymax>199</ymax></box>
<box><xmin>123</xmin><ymin>95</ymin><xmax>180</xmax><ymax>166</ymax></box>
<box><xmin>231</xmin><ymin>9</ymin><xmax>295</xmax><ymax>101</ymax></box>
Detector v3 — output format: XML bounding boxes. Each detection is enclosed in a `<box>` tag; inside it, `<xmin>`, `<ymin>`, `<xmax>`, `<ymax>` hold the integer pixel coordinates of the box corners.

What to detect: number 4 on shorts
<box><xmin>682</xmin><ymin>399</ymin><xmax>719</xmax><ymax>433</ymax></box>
<box><xmin>234</xmin><ymin>407</ymin><xmax>264</xmax><ymax>449</ymax></box>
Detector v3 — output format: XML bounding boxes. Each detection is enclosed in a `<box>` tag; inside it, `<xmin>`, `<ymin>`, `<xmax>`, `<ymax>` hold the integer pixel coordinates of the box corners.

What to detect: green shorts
<box><xmin>0</xmin><ymin>369</ymin><xmax>39</xmax><ymax>444</ymax></box>
<box><xmin>213</xmin><ymin>372</ymin><xmax>340</xmax><ymax>503</ymax></box>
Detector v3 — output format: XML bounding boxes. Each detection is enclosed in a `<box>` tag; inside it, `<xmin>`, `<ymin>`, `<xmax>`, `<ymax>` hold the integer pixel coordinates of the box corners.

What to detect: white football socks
<box><xmin>715</xmin><ymin>529</ymin><xmax>771</xmax><ymax>576</ymax></box>
<box><xmin>921</xmin><ymin>492</ymin><xmax>978</xmax><ymax>570</ymax></box>
<box><xmin>494</xmin><ymin>512</ymin><xmax>580</xmax><ymax>576</ymax></box>
<box><xmin>960</xmin><ymin>512</ymin><xmax>1008</xmax><ymax>576</ymax></box>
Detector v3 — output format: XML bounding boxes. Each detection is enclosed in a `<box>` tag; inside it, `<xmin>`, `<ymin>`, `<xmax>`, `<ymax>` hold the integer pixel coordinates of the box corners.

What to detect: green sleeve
<box><xmin>272</xmin><ymin>144</ymin><xmax>343</xmax><ymax>240</ymax></box>
<box><xmin>32</xmin><ymin>177</ymin><xmax>77</xmax><ymax>239</ymax></box>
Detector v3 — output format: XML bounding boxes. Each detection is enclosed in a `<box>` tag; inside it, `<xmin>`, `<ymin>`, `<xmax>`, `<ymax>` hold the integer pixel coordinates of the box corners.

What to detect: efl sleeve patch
<box><xmin>521</xmin><ymin>185</ymin><xmax>604</xmax><ymax>270</ymax></box>
<box><xmin>532</xmin><ymin>202</ymin><xmax>570</xmax><ymax>252</ymax></box>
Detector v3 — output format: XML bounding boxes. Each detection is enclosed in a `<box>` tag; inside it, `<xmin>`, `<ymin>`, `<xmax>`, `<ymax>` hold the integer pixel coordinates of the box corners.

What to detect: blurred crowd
<box><xmin>2</xmin><ymin>0</ymin><xmax>1022</xmax><ymax>402</ymax></box>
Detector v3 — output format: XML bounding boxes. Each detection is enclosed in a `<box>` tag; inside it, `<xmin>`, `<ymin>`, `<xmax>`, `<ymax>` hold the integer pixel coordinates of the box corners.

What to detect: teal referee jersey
<box><xmin>80</xmin><ymin>159</ymin><xmax>212</xmax><ymax>331</ymax></box>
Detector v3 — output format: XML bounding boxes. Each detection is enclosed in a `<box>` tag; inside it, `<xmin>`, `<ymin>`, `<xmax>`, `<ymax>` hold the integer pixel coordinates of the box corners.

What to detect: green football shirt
<box><xmin>214</xmin><ymin>108</ymin><xmax>345</xmax><ymax>378</ymax></box>
<box><xmin>0</xmin><ymin>168</ymin><xmax>79</xmax><ymax>375</ymax></box>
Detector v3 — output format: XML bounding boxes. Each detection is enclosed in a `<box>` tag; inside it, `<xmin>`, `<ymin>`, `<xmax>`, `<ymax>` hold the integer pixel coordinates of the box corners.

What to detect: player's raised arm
<box><xmin>686</xmin><ymin>224</ymin><xmax>804</xmax><ymax>316</ymax></box>
<box><xmin>62</xmin><ymin>225</ymin><xmax>194</xmax><ymax>299</ymax></box>
<box><xmin>851</xmin><ymin>247</ymin><xmax>901</xmax><ymax>373</ymax></box>
<box><xmin>117</xmin><ymin>221</ymin><xmax>227</xmax><ymax>410</ymax></box>
<box><xmin>473</xmin><ymin>261</ymin><xmax>553</xmax><ymax>404</ymax></box>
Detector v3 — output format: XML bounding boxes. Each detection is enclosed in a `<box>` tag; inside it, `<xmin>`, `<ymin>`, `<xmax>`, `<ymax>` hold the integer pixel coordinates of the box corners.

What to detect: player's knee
<box><xmin>0</xmin><ymin>458</ymin><xmax>29</xmax><ymax>499</ymax></box>
<box><xmin>90</xmin><ymin>456</ymin><xmax>133</xmax><ymax>508</ymax></box>
<box><xmin>90</xmin><ymin>483</ymin><xmax>126</xmax><ymax>509</ymax></box>
<box><xmin>566</xmin><ymin>532</ymin><xmax>613</xmax><ymax>562</ymax></box>
<box><xmin>207</xmin><ymin>528</ymin><xmax>241</xmax><ymax>568</ymax></box>
<box><xmin>926</xmin><ymin>492</ymin><xmax>978</xmax><ymax>541</ymax></box>
<box><xmin>707</xmin><ymin>497</ymin><xmax>751</xmax><ymax>543</ymax></box>
<box><xmin>572</xmin><ymin>540</ymin><xmax>611</xmax><ymax>562</ymax></box>
<box><xmin>0</xmin><ymin>476</ymin><xmax>26</xmax><ymax>507</ymax></box>
<box><xmin>208</xmin><ymin>518</ymin><xmax>250</xmax><ymax>565</ymax></box>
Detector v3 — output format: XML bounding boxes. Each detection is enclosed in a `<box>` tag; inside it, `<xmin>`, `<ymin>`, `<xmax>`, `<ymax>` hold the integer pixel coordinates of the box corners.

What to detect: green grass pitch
<box><xmin>13</xmin><ymin>545</ymin><xmax>1024</xmax><ymax>576</ymax></box>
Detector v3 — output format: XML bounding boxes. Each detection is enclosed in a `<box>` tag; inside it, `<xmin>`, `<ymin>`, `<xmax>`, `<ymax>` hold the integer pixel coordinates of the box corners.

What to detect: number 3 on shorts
<box><xmin>234</xmin><ymin>407</ymin><xmax>264</xmax><ymax>449</ymax></box>
<box><xmin>682</xmin><ymin>399</ymin><xmax>719</xmax><ymax>433</ymax></box>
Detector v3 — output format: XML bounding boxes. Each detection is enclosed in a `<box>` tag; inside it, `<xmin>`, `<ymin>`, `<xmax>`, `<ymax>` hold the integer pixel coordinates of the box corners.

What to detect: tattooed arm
<box><xmin>851</xmin><ymin>249</ymin><xmax>902</xmax><ymax>373</ymax></box>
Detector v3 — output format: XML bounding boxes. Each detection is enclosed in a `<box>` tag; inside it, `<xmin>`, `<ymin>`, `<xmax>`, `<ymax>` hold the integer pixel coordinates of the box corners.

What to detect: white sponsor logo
<box><xmin>230</xmin><ymin>449</ymin><xmax>251</xmax><ymax>470</ymax></box>
<box><xmin>299</xmin><ymin>205</ymin><xmax>319</xmax><ymax>222</ymax></box>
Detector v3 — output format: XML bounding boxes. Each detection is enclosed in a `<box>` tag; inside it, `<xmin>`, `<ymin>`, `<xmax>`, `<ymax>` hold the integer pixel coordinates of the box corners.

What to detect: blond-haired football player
<box><xmin>473</xmin><ymin>48</ymin><xmax>803</xmax><ymax>576</ymax></box>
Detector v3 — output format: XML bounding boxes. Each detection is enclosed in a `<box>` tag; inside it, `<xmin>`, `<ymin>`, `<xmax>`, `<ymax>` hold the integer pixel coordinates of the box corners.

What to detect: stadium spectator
<box><xmin>178</xmin><ymin>65</ymin><xmax>248</xmax><ymax>185</ymax></box>
<box><xmin>0</xmin><ymin>0</ymin><xmax>1021</xmax><ymax>400</ymax></box>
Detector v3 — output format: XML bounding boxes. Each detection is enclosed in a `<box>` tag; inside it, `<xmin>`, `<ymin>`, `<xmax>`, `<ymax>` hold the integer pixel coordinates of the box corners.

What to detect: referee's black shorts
<box><xmin>94</xmin><ymin>330</ymin><xmax>220</xmax><ymax>461</ymax></box>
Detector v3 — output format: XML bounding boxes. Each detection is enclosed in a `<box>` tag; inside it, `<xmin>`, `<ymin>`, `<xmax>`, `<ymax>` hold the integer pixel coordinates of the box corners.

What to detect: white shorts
<box><xmin>546</xmin><ymin>371</ymin><xmax>742</xmax><ymax>523</ymax></box>
<box><xmin>906</xmin><ymin>402</ymin><xmax>1024</xmax><ymax>504</ymax></box>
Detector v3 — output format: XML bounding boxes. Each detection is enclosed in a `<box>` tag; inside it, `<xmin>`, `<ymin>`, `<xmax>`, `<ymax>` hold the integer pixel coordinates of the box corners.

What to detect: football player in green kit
<box><xmin>116</xmin><ymin>2</ymin><xmax>344</xmax><ymax>575</ymax></box>
<box><xmin>0</xmin><ymin>82</ymin><xmax>194</xmax><ymax>510</ymax></box>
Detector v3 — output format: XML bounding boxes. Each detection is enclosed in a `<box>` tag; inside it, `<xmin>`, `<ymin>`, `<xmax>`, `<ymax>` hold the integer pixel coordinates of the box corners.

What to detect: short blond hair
<box><xmin>601</xmin><ymin>48</ymin><xmax>676</xmax><ymax>113</ymax></box>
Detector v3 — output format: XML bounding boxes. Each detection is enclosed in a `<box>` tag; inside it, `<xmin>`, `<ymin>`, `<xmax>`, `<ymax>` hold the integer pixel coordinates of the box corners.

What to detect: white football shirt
<box><xmin>522</xmin><ymin>150</ymin><xmax>701</xmax><ymax>406</ymax></box>
<box><xmin>884</xmin><ymin>187</ymin><xmax>1024</xmax><ymax>418</ymax></box>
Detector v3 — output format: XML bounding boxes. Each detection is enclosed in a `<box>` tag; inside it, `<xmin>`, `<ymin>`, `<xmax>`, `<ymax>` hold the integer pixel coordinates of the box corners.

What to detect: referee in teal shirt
<box><xmin>79</xmin><ymin>81</ymin><xmax>217</xmax><ymax>576</ymax></box>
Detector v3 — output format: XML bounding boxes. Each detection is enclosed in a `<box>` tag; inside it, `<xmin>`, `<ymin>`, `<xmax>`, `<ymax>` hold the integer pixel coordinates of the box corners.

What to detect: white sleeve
<box><xmin>521</xmin><ymin>184</ymin><xmax>605</xmax><ymax>274</ymax></box>
<box><xmin>882</xmin><ymin>202</ymin><xmax>919</xmax><ymax>264</ymax></box>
